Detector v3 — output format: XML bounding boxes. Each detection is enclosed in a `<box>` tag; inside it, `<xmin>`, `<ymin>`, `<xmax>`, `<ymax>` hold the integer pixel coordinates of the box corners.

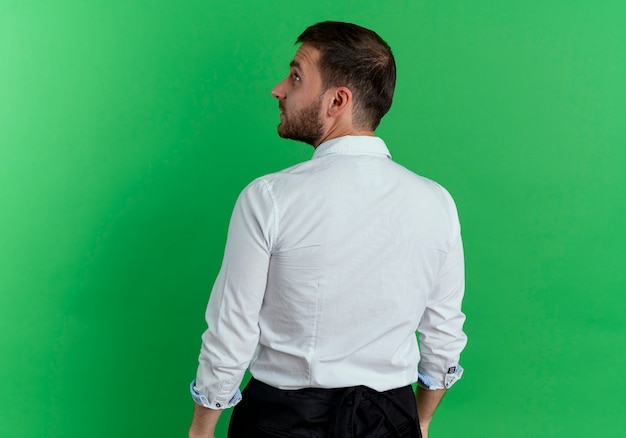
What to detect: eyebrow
<box><xmin>290</xmin><ymin>60</ymin><xmax>301</xmax><ymax>69</ymax></box>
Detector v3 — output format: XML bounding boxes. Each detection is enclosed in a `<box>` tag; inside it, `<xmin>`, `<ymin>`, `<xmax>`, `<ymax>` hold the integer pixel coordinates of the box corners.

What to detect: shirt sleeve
<box><xmin>417</xmin><ymin>189</ymin><xmax>467</xmax><ymax>390</ymax></box>
<box><xmin>191</xmin><ymin>178</ymin><xmax>277</xmax><ymax>409</ymax></box>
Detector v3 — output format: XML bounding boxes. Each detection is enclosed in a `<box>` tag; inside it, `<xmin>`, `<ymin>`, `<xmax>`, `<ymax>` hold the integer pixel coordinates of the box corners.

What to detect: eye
<box><xmin>292</xmin><ymin>72</ymin><xmax>301</xmax><ymax>82</ymax></box>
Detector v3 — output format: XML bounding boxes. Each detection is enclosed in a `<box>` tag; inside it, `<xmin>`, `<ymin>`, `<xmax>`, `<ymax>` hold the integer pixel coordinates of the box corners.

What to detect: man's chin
<box><xmin>277</xmin><ymin>124</ymin><xmax>296</xmax><ymax>141</ymax></box>
<box><xmin>277</xmin><ymin>125</ymin><xmax>287</xmax><ymax>139</ymax></box>
<box><xmin>276</xmin><ymin>123</ymin><xmax>320</xmax><ymax>146</ymax></box>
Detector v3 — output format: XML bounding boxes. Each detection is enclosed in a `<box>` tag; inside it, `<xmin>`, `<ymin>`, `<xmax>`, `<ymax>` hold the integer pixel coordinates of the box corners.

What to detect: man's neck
<box><xmin>314</xmin><ymin>127</ymin><xmax>375</xmax><ymax>148</ymax></box>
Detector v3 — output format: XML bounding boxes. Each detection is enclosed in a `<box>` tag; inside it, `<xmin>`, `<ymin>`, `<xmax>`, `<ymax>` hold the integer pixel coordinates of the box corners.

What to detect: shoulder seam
<box><xmin>258</xmin><ymin>178</ymin><xmax>279</xmax><ymax>252</ymax></box>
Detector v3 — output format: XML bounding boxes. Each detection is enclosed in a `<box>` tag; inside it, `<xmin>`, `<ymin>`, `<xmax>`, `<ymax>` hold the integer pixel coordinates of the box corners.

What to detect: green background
<box><xmin>2</xmin><ymin>0</ymin><xmax>625</xmax><ymax>436</ymax></box>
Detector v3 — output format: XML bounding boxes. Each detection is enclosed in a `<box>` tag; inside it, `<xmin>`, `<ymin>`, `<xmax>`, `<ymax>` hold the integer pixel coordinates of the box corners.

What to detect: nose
<box><xmin>271</xmin><ymin>77</ymin><xmax>288</xmax><ymax>100</ymax></box>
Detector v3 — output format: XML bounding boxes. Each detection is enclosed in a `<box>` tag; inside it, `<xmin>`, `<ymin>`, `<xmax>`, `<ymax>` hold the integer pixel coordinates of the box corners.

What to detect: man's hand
<box><xmin>189</xmin><ymin>403</ymin><xmax>222</xmax><ymax>438</ymax></box>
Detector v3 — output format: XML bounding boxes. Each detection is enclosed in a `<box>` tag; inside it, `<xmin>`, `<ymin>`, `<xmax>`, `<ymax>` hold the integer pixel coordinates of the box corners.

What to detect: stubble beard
<box><xmin>277</xmin><ymin>98</ymin><xmax>325</xmax><ymax>147</ymax></box>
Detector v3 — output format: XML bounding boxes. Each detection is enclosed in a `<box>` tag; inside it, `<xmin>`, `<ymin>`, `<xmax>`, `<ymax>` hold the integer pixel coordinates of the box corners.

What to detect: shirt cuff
<box><xmin>190</xmin><ymin>379</ymin><xmax>242</xmax><ymax>410</ymax></box>
<box><xmin>418</xmin><ymin>365</ymin><xmax>464</xmax><ymax>390</ymax></box>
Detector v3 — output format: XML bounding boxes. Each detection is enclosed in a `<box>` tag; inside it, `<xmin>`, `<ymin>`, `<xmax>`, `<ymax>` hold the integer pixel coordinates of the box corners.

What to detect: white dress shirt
<box><xmin>192</xmin><ymin>135</ymin><xmax>467</xmax><ymax>409</ymax></box>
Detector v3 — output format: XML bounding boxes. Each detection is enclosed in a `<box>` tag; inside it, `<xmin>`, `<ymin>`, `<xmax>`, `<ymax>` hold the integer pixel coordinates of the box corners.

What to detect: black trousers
<box><xmin>228</xmin><ymin>378</ymin><xmax>421</xmax><ymax>438</ymax></box>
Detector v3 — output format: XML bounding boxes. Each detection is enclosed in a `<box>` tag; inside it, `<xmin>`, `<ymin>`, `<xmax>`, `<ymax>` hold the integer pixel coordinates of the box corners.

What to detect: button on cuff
<box><xmin>444</xmin><ymin>365</ymin><xmax>464</xmax><ymax>388</ymax></box>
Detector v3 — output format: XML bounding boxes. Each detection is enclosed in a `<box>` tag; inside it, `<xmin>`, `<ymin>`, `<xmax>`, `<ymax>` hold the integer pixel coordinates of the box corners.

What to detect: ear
<box><xmin>326</xmin><ymin>86</ymin><xmax>353</xmax><ymax>118</ymax></box>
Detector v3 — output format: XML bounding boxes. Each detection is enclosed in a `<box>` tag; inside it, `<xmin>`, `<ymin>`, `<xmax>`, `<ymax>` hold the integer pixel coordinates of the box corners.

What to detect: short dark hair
<box><xmin>297</xmin><ymin>21</ymin><xmax>396</xmax><ymax>130</ymax></box>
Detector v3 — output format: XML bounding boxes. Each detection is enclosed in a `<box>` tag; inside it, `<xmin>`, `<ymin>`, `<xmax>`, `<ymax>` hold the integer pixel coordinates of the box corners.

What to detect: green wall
<box><xmin>2</xmin><ymin>1</ymin><xmax>625</xmax><ymax>436</ymax></box>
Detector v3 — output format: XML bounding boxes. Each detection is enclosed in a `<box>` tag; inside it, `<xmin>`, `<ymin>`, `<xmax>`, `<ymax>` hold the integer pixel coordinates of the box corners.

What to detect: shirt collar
<box><xmin>312</xmin><ymin>136</ymin><xmax>392</xmax><ymax>160</ymax></box>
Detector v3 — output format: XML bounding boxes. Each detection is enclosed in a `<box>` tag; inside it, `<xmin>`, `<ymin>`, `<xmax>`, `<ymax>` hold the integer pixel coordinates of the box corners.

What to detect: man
<box><xmin>189</xmin><ymin>21</ymin><xmax>467</xmax><ymax>438</ymax></box>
